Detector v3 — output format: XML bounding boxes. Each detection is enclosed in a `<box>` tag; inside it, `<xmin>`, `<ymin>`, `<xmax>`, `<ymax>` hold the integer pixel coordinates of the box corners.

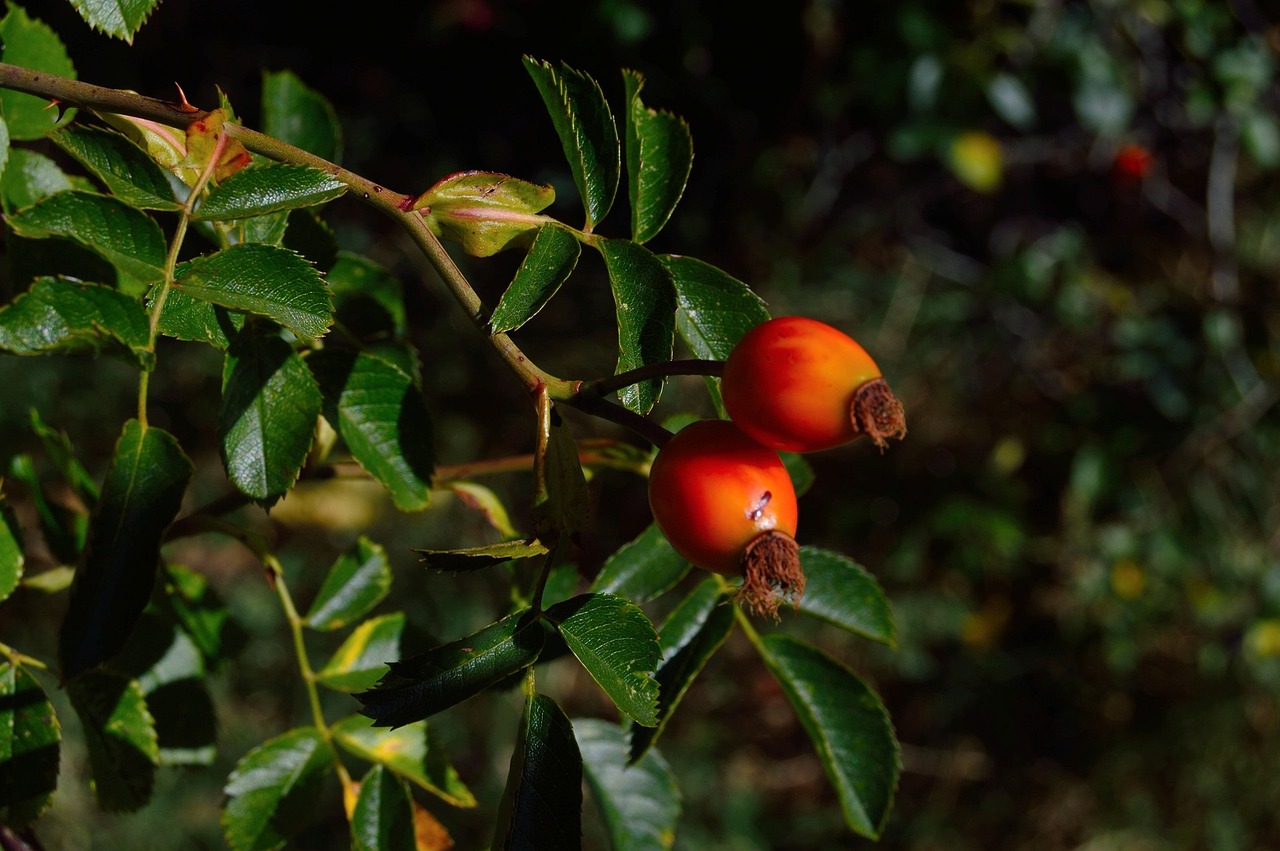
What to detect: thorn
<box><xmin>173</xmin><ymin>82</ymin><xmax>199</xmax><ymax>113</ymax></box>
<box><xmin>43</xmin><ymin>98</ymin><xmax>61</xmax><ymax>111</ymax></box>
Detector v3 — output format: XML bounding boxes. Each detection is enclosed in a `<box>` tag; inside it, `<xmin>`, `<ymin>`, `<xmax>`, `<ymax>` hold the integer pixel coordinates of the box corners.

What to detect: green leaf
<box><xmin>7</xmin><ymin>191</ymin><xmax>166</xmax><ymax>282</ymax></box>
<box><xmin>67</xmin><ymin>670</ymin><xmax>159</xmax><ymax>812</ymax></box>
<box><xmin>590</xmin><ymin>523</ymin><xmax>689</xmax><ymax>604</ymax></box>
<box><xmin>413</xmin><ymin>538</ymin><xmax>549</xmax><ymax>573</ymax></box>
<box><xmin>0</xmin><ymin>114</ymin><xmax>9</xmax><ymax>186</ymax></box>
<box><xmin>758</xmin><ymin>635</ymin><xmax>899</xmax><ymax>839</ymax></box>
<box><xmin>523</xmin><ymin>56</ymin><xmax>619</xmax><ymax>230</ymax></box>
<box><xmin>352</xmin><ymin>765</ymin><xmax>416</xmax><ymax>851</ymax></box>
<box><xmin>66</xmin><ymin>0</ymin><xmax>160</xmax><ymax>42</ymax></box>
<box><xmin>219</xmin><ymin>323</ymin><xmax>322</xmax><ymax>504</ymax></box>
<box><xmin>2</xmin><ymin>149</ymin><xmax>75</xmax><ymax>209</ymax></box>
<box><xmin>262</xmin><ymin>70</ymin><xmax>343</xmax><ymax>163</ymax></box>
<box><xmin>492</xmin><ymin>693</ymin><xmax>582</xmax><ymax>851</ymax></box>
<box><xmin>195</xmin><ymin>164</ymin><xmax>346</xmax><ymax>221</ymax></box>
<box><xmin>532</xmin><ymin>397</ymin><xmax>590</xmax><ymax>541</ymax></box>
<box><xmin>50</xmin><ymin>124</ymin><xmax>181</xmax><ymax>210</ymax></box>
<box><xmin>598</xmin><ymin>239</ymin><xmax>677</xmax><ymax>414</ymax></box>
<box><xmin>663</xmin><ymin>255</ymin><xmax>769</xmax><ymax>361</ymax></box>
<box><xmin>782</xmin><ymin>451</ymin><xmax>815</xmax><ymax>497</ymax></box>
<box><xmin>308</xmin><ymin>349</ymin><xmax>434</xmax><ymax>511</ymax></box>
<box><xmin>153</xmin><ymin>291</ymin><xmax>245</xmax><ymax>349</ymax></box>
<box><xmin>328</xmin><ymin>252</ymin><xmax>406</xmax><ymax>338</ymax></box>
<box><xmin>162</xmin><ymin>563</ymin><xmax>240</xmax><ymax>665</ymax></box>
<box><xmin>0</xmin><ymin>662</ymin><xmax>60</xmax><ymax>828</ymax></box>
<box><xmin>58</xmin><ymin>420</ymin><xmax>193</xmax><ymax>680</ymax></box>
<box><xmin>332</xmin><ymin>714</ymin><xmax>476</xmax><ymax>809</ymax></box>
<box><xmin>305</xmin><ymin>536</ymin><xmax>392</xmax><ymax>630</ymax></box>
<box><xmin>546</xmin><ymin>593</ymin><xmax>660</xmax><ymax>727</ymax></box>
<box><xmin>172</xmin><ymin>244</ymin><xmax>332</xmax><ymax>339</ymax></box>
<box><xmin>316</xmin><ymin>612</ymin><xmax>405</xmax><ymax>694</ymax></box>
<box><xmin>0</xmin><ymin>277</ymin><xmax>150</xmax><ymax>366</ymax></box>
<box><xmin>489</xmin><ymin>223</ymin><xmax>581</xmax><ymax>333</ymax></box>
<box><xmin>577</xmin><ymin>718</ymin><xmax>680</xmax><ymax>851</ymax></box>
<box><xmin>357</xmin><ymin>609</ymin><xmax>546</xmax><ymax>728</ymax></box>
<box><xmin>128</xmin><ymin>619</ymin><xmax>217</xmax><ymax>766</ymax></box>
<box><xmin>222</xmin><ymin>727</ymin><xmax>335</xmax><ymax>851</ymax></box>
<box><xmin>0</xmin><ymin>5</ymin><xmax>76</xmax><ymax>140</ymax></box>
<box><xmin>7</xmin><ymin>452</ymin><xmax>84</xmax><ymax>564</ymax></box>
<box><xmin>629</xmin><ymin>579</ymin><xmax>734</xmax><ymax>762</ymax></box>
<box><xmin>415</xmin><ymin>171</ymin><xmax>556</xmax><ymax>258</ymax></box>
<box><xmin>797</xmin><ymin>547</ymin><xmax>896</xmax><ymax>645</ymax></box>
<box><xmin>0</xmin><ymin>487</ymin><xmax>23</xmax><ymax>604</ymax></box>
<box><xmin>623</xmin><ymin>70</ymin><xmax>693</xmax><ymax>244</ymax></box>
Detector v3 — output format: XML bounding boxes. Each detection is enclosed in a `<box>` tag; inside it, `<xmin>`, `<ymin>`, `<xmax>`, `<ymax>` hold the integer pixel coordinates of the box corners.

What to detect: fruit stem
<box><xmin>567</xmin><ymin>359</ymin><xmax>725</xmax><ymax>401</ymax></box>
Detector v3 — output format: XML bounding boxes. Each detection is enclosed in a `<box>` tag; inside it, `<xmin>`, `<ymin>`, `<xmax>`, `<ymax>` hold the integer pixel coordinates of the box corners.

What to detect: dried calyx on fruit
<box><xmin>648</xmin><ymin>420</ymin><xmax>804</xmax><ymax>618</ymax></box>
<box><xmin>721</xmin><ymin>316</ymin><xmax>907</xmax><ymax>453</ymax></box>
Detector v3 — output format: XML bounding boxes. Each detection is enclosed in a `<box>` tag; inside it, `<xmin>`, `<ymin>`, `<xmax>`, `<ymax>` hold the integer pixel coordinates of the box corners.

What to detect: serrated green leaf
<box><xmin>357</xmin><ymin>609</ymin><xmax>546</xmax><ymax>728</ymax></box>
<box><xmin>629</xmin><ymin>579</ymin><xmax>734</xmax><ymax>762</ymax></box>
<box><xmin>590</xmin><ymin>523</ymin><xmax>689</xmax><ymax>604</ymax></box>
<box><xmin>58</xmin><ymin>420</ymin><xmax>193</xmax><ymax>679</ymax></box>
<box><xmin>221</xmin><ymin>727</ymin><xmax>335</xmax><ymax>851</ymax></box>
<box><xmin>305</xmin><ymin>536</ymin><xmax>391</xmax><ymax>631</ymax></box>
<box><xmin>0</xmin><ymin>6</ymin><xmax>76</xmax><ymax>139</ymax></box>
<box><xmin>413</xmin><ymin>538</ymin><xmax>549</xmax><ymax>573</ymax></box>
<box><xmin>308</xmin><ymin>349</ymin><xmax>434</xmax><ymax>511</ymax></box>
<box><xmin>316</xmin><ymin>612</ymin><xmax>405</xmax><ymax>694</ymax></box>
<box><xmin>172</xmin><ymin>244</ymin><xmax>332</xmax><ymax>339</ymax></box>
<box><xmin>577</xmin><ymin>718</ymin><xmax>679</xmax><ymax>851</ymax></box>
<box><xmin>332</xmin><ymin>714</ymin><xmax>476</xmax><ymax>809</ymax></box>
<box><xmin>262</xmin><ymin>70</ymin><xmax>342</xmax><ymax>163</ymax></box>
<box><xmin>797</xmin><ymin>547</ymin><xmax>896</xmax><ymax>645</ymax></box>
<box><xmin>623</xmin><ymin>71</ymin><xmax>692</xmax><ymax>245</ymax></box>
<box><xmin>489</xmin><ymin>223</ymin><xmax>581</xmax><ymax>333</ymax></box>
<box><xmin>153</xmin><ymin>291</ymin><xmax>245</xmax><ymax>349</ymax></box>
<box><xmin>67</xmin><ymin>669</ymin><xmax>159</xmax><ymax>812</ymax></box>
<box><xmin>758</xmin><ymin>635</ymin><xmax>899</xmax><ymax>839</ymax></box>
<box><xmin>533</xmin><ymin>396</ymin><xmax>590</xmax><ymax>541</ymax></box>
<box><xmin>328</xmin><ymin>252</ymin><xmax>405</xmax><ymax>338</ymax></box>
<box><xmin>547</xmin><ymin>593</ymin><xmax>660</xmax><ymax>726</ymax></box>
<box><xmin>195</xmin><ymin>164</ymin><xmax>346</xmax><ymax>221</ymax></box>
<box><xmin>599</xmin><ymin>239</ymin><xmax>677</xmax><ymax>414</ymax></box>
<box><xmin>0</xmin><ymin>662</ymin><xmax>60</xmax><ymax>828</ymax></box>
<box><xmin>163</xmin><ymin>563</ymin><xmax>240</xmax><ymax>665</ymax></box>
<box><xmin>1</xmin><ymin>149</ymin><xmax>75</xmax><ymax>209</ymax></box>
<box><xmin>219</xmin><ymin>323</ymin><xmax>321</xmax><ymax>504</ymax></box>
<box><xmin>66</xmin><ymin>0</ymin><xmax>160</xmax><ymax>43</ymax></box>
<box><xmin>352</xmin><ymin>765</ymin><xmax>416</xmax><ymax>851</ymax></box>
<box><xmin>0</xmin><ymin>277</ymin><xmax>150</xmax><ymax>365</ymax></box>
<box><xmin>523</xmin><ymin>57</ymin><xmax>619</xmax><ymax>230</ymax></box>
<box><xmin>7</xmin><ymin>191</ymin><xmax>166</xmax><ymax>282</ymax></box>
<box><xmin>0</xmin><ymin>488</ymin><xmax>23</xmax><ymax>603</ymax></box>
<box><xmin>416</xmin><ymin>171</ymin><xmax>556</xmax><ymax>258</ymax></box>
<box><xmin>493</xmin><ymin>693</ymin><xmax>582</xmax><ymax>851</ymax></box>
<box><xmin>663</xmin><ymin>255</ymin><xmax>769</xmax><ymax>360</ymax></box>
<box><xmin>50</xmin><ymin>124</ymin><xmax>181</xmax><ymax>210</ymax></box>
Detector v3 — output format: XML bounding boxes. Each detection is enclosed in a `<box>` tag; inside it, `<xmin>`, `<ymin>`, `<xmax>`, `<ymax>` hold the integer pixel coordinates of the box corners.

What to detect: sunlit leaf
<box><xmin>489</xmin><ymin>223</ymin><xmax>581</xmax><ymax>333</ymax></box>
<box><xmin>221</xmin><ymin>727</ymin><xmax>335</xmax><ymax>851</ymax></box>
<box><xmin>305</xmin><ymin>536</ymin><xmax>392</xmax><ymax>631</ymax></box>
<box><xmin>492</xmin><ymin>693</ymin><xmax>582</xmax><ymax>850</ymax></box>
<box><xmin>7</xmin><ymin>191</ymin><xmax>166</xmax><ymax>282</ymax></box>
<box><xmin>577</xmin><ymin>718</ymin><xmax>679</xmax><ymax>851</ymax></box>
<box><xmin>50</xmin><ymin>124</ymin><xmax>181</xmax><ymax>210</ymax></box>
<box><xmin>332</xmin><ymin>714</ymin><xmax>476</xmax><ymax>809</ymax></box>
<box><xmin>0</xmin><ymin>277</ymin><xmax>150</xmax><ymax>366</ymax></box>
<box><xmin>663</xmin><ymin>255</ymin><xmax>769</xmax><ymax>361</ymax></box>
<box><xmin>0</xmin><ymin>662</ymin><xmax>60</xmax><ymax>828</ymax></box>
<box><xmin>352</xmin><ymin>765</ymin><xmax>416</xmax><ymax>851</ymax></box>
<box><xmin>316</xmin><ymin>612</ymin><xmax>406</xmax><ymax>694</ymax></box>
<box><xmin>797</xmin><ymin>548</ymin><xmax>895</xmax><ymax>645</ymax></box>
<box><xmin>66</xmin><ymin>0</ymin><xmax>160</xmax><ymax>43</ymax></box>
<box><xmin>415</xmin><ymin>171</ymin><xmax>555</xmax><ymax>258</ymax></box>
<box><xmin>623</xmin><ymin>70</ymin><xmax>692</xmax><ymax>244</ymax></box>
<box><xmin>590</xmin><ymin>523</ymin><xmax>689</xmax><ymax>605</ymax></box>
<box><xmin>598</xmin><ymin>239</ymin><xmax>677</xmax><ymax>414</ymax></box>
<box><xmin>67</xmin><ymin>670</ymin><xmax>159</xmax><ymax>812</ymax></box>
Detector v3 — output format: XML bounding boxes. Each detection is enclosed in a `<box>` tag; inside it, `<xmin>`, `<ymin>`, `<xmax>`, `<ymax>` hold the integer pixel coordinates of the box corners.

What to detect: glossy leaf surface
<box><xmin>623</xmin><ymin>70</ymin><xmax>692</xmax><ymax>244</ymax></box>
<box><xmin>50</xmin><ymin>124</ymin><xmax>180</xmax><ymax>210</ymax></box>
<box><xmin>663</xmin><ymin>255</ymin><xmax>769</xmax><ymax>361</ymax></box>
<box><xmin>7</xmin><ymin>191</ymin><xmax>166</xmax><ymax>282</ymax></box>
<box><xmin>0</xmin><ymin>6</ymin><xmax>76</xmax><ymax>139</ymax></box>
<box><xmin>797</xmin><ymin>547</ymin><xmax>896</xmax><ymax>645</ymax></box>
<box><xmin>599</xmin><ymin>239</ymin><xmax>677</xmax><ymax>414</ymax></box>
<box><xmin>492</xmin><ymin>693</ymin><xmax>582</xmax><ymax>850</ymax></box>
<box><xmin>590</xmin><ymin>523</ymin><xmax>689</xmax><ymax>605</ymax></box>
<box><xmin>221</xmin><ymin>727</ymin><xmax>335</xmax><ymax>851</ymax></box>
<box><xmin>305</xmin><ymin>536</ymin><xmax>392</xmax><ymax>631</ymax></box>
<box><xmin>0</xmin><ymin>277</ymin><xmax>150</xmax><ymax>365</ymax></box>
<box><xmin>316</xmin><ymin>612</ymin><xmax>406</xmax><ymax>694</ymax></box>
<box><xmin>577</xmin><ymin>718</ymin><xmax>679</xmax><ymax>851</ymax></box>
<box><xmin>195</xmin><ymin>164</ymin><xmax>346</xmax><ymax>221</ymax></box>
<box><xmin>66</xmin><ymin>0</ymin><xmax>160</xmax><ymax>43</ymax></box>
<box><xmin>489</xmin><ymin>223</ymin><xmax>581</xmax><ymax>333</ymax></box>
<box><xmin>351</xmin><ymin>765</ymin><xmax>416</xmax><ymax>851</ymax></box>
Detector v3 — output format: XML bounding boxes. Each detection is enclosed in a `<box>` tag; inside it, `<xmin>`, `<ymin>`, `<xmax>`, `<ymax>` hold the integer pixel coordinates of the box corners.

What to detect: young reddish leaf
<box><xmin>489</xmin><ymin>223</ymin><xmax>581</xmax><ymax>333</ymax></box>
<box><xmin>357</xmin><ymin>609</ymin><xmax>547</xmax><ymax>728</ymax></box>
<box><xmin>67</xmin><ymin>669</ymin><xmax>159</xmax><ymax>812</ymax></box>
<box><xmin>492</xmin><ymin>693</ymin><xmax>583</xmax><ymax>851</ymax></box>
<box><xmin>316</xmin><ymin>612</ymin><xmax>406</xmax><ymax>694</ymax></box>
<box><xmin>598</xmin><ymin>239</ymin><xmax>677</xmax><ymax>414</ymax></box>
<box><xmin>308</xmin><ymin>349</ymin><xmax>435</xmax><ymax>511</ymax></box>
<box><xmin>758</xmin><ymin>635</ymin><xmax>900</xmax><ymax>840</ymax></box>
<box><xmin>576</xmin><ymin>718</ymin><xmax>680</xmax><ymax>851</ymax></box>
<box><xmin>7</xmin><ymin>191</ymin><xmax>166</xmax><ymax>283</ymax></box>
<box><xmin>183</xmin><ymin>109</ymin><xmax>251</xmax><ymax>183</ymax></box>
<box><xmin>623</xmin><ymin>70</ymin><xmax>693</xmax><ymax>245</ymax></box>
<box><xmin>414</xmin><ymin>171</ymin><xmax>556</xmax><ymax>258</ymax></box>
<box><xmin>797</xmin><ymin>547</ymin><xmax>896</xmax><ymax>645</ymax></box>
<box><xmin>172</xmin><ymin>244</ymin><xmax>332</xmax><ymax>339</ymax></box>
<box><xmin>351</xmin><ymin>765</ymin><xmax>417</xmax><ymax>851</ymax></box>
<box><xmin>0</xmin><ymin>662</ymin><xmax>61</xmax><ymax>828</ymax></box>
<box><xmin>66</xmin><ymin>0</ymin><xmax>162</xmax><ymax>44</ymax></box>
<box><xmin>221</xmin><ymin>727</ymin><xmax>336</xmax><ymax>851</ymax></box>
<box><xmin>332</xmin><ymin>714</ymin><xmax>476</xmax><ymax>809</ymax></box>
<box><xmin>628</xmin><ymin>579</ymin><xmax>734</xmax><ymax>762</ymax></box>
<box><xmin>589</xmin><ymin>523</ymin><xmax>690</xmax><ymax>605</ymax></box>
<box><xmin>523</xmin><ymin>57</ymin><xmax>619</xmax><ymax>230</ymax></box>
<box><xmin>50</xmin><ymin>124</ymin><xmax>182</xmax><ymax>210</ymax></box>
<box><xmin>305</xmin><ymin>536</ymin><xmax>392</xmax><ymax>631</ymax></box>
<box><xmin>263</xmin><ymin>70</ymin><xmax>343</xmax><ymax>163</ymax></box>
<box><xmin>0</xmin><ymin>6</ymin><xmax>77</xmax><ymax>140</ymax></box>
<box><xmin>58</xmin><ymin>420</ymin><xmax>193</xmax><ymax>680</ymax></box>
<box><xmin>218</xmin><ymin>323</ymin><xmax>322</xmax><ymax>504</ymax></box>
<box><xmin>0</xmin><ymin>277</ymin><xmax>151</xmax><ymax>366</ymax></box>
<box><xmin>195</xmin><ymin>164</ymin><xmax>347</xmax><ymax>221</ymax></box>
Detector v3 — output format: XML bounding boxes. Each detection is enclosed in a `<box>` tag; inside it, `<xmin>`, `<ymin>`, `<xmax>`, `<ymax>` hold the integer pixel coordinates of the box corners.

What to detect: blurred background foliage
<box><xmin>3</xmin><ymin>0</ymin><xmax>1279</xmax><ymax>848</ymax></box>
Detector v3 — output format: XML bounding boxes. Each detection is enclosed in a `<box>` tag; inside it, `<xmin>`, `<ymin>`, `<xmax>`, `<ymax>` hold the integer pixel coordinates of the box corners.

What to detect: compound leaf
<box><xmin>7</xmin><ymin>191</ymin><xmax>165</xmax><ymax>283</ymax></box>
<box><xmin>0</xmin><ymin>277</ymin><xmax>150</xmax><ymax>366</ymax></box>
<box><xmin>663</xmin><ymin>255</ymin><xmax>769</xmax><ymax>361</ymax></box>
